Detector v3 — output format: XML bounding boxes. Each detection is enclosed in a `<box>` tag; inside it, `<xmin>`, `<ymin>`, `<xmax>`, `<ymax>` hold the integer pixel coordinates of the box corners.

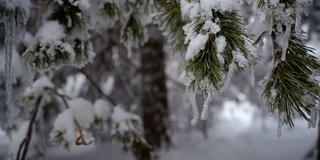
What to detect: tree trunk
<box><xmin>316</xmin><ymin>113</ymin><xmax>320</xmax><ymax>160</ymax></box>
<box><xmin>140</xmin><ymin>26</ymin><xmax>171</xmax><ymax>149</ymax></box>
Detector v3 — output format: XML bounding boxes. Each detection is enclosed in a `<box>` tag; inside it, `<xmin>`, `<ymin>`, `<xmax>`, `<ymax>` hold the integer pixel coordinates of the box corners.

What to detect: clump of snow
<box><xmin>37</xmin><ymin>21</ymin><xmax>66</xmax><ymax>43</ymax></box>
<box><xmin>111</xmin><ymin>106</ymin><xmax>141</xmax><ymax>134</ymax></box>
<box><xmin>199</xmin><ymin>0</ymin><xmax>244</xmax><ymax>13</ymax></box>
<box><xmin>93</xmin><ymin>99</ymin><xmax>113</xmax><ymax>121</ymax></box>
<box><xmin>23</xmin><ymin>21</ymin><xmax>76</xmax><ymax>70</ymax></box>
<box><xmin>180</xmin><ymin>0</ymin><xmax>200</xmax><ymax>19</ymax></box>
<box><xmin>203</xmin><ymin>21</ymin><xmax>220</xmax><ymax>34</ymax></box>
<box><xmin>63</xmin><ymin>73</ymin><xmax>86</xmax><ymax>98</ymax></box>
<box><xmin>23</xmin><ymin>76</ymin><xmax>54</xmax><ymax>97</ymax></box>
<box><xmin>50</xmin><ymin>109</ymin><xmax>77</xmax><ymax>146</ymax></box>
<box><xmin>185</xmin><ymin>34</ymin><xmax>208</xmax><ymax>61</ymax></box>
<box><xmin>215</xmin><ymin>36</ymin><xmax>226</xmax><ymax>53</ymax></box>
<box><xmin>69</xmin><ymin>98</ymin><xmax>95</xmax><ymax>129</ymax></box>
<box><xmin>53</xmin><ymin>109</ymin><xmax>74</xmax><ymax>133</ymax></box>
<box><xmin>102</xmin><ymin>76</ymin><xmax>115</xmax><ymax>95</ymax></box>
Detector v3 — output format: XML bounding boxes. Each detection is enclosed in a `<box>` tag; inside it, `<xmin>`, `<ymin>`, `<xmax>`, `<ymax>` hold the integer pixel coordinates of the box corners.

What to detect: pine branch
<box><xmin>121</xmin><ymin>12</ymin><xmax>148</xmax><ymax>48</ymax></box>
<box><xmin>48</xmin><ymin>0</ymin><xmax>85</xmax><ymax>33</ymax></box>
<box><xmin>185</xmin><ymin>10</ymin><xmax>250</xmax><ymax>92</ymax></box>
<box><xmin>152</xmin><ymin>0</ymin><xmax>187</xmax><ymax>54</ymax></box>
<box><xmin>262</xmin><ymin>34</ymin><xmax>320</xmax><ymax>126</ymax></box>
<box><xmin>45</xmin><ymin>87</ymin><xmax>94</xmax><ymax>146</ymax></box>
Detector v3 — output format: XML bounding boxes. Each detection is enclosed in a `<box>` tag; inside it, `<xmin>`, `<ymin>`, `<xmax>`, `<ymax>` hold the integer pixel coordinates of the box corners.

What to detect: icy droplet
<box><xmin>67</xmin><ymin>15</ymin><xmax>72</xmax><ymax>28</ymax></box>
<box><xmin>4</xmin><ymin>15</ymin><xmax>15</xmax><ymax>129</ymax></box>
<box><xmin>277</xmin><ymin>113</ymin><xmax>284</xmax><ymax>137</ymax></box>
<box><xmin>308</xmin><ymin>106</ymin><xmax>318</xmax><ymax>128</ymax></box>
<box><xmin>189</xmin><ymin>92</ymin><xmax>199</xmax><ymax>125</ymax></box>
<box><xmin>251</xmin><ymin>65</ymin><xmax>255</xmax><ymax>87</ymax></box>
<box><xmin>200</xmin><ymin>92</ymin><xmax>213</xmax><ymax>121</ymax></box>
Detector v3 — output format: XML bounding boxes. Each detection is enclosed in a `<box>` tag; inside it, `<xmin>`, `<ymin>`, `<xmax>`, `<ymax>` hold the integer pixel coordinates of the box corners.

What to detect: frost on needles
<box><xmin>251</xmin><ymin>0</ymin><xmax>319</xmax><ymax>135</ymax></box>
<box><xmin>180</xmin><ymin>0</ymin><xmax>259</xmax><ymax>125</ymax></box>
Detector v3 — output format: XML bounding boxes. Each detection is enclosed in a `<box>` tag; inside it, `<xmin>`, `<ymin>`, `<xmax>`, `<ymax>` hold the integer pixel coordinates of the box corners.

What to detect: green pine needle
<box><xmin>262</xmin><ymin>35</ymin><xmax>320</xmax><ymax>127</ymax></box>
<box><xmin>121</xmin><ymin>13</ymin><xmax>148</xmax><ymax>47</ymax></box>
<box><xmin>153</xmin><ymin>0</ymin><xmax>187</xmax><ymax>54</ymax></box>
<box><xmin>48</xmin><ymin>0</ymin><xmax>84</xmax><ymax>33</ymax></box>
<box><xmin>185</xmin><ymin>10</ymin><xmax>250</xmax><ymax>92</ymax></box>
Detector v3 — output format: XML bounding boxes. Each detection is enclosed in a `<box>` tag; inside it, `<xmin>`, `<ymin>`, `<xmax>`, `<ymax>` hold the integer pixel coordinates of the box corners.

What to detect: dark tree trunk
<box><xmin>140</xmin><ymin>26</ymin><xmax>171</xmax><ymax>149</ymax></box>
<box><xmin>317</xmin><ymin>114</ymin><xmax>320</xmax><ymax>160</ymax></box>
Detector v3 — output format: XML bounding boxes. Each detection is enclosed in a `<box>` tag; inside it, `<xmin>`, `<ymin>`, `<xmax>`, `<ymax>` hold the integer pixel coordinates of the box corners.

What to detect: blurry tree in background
<box><xmin>1</xmin><ymin>0</ymin><xmax>320</xmax><ymax>160</ymax></box>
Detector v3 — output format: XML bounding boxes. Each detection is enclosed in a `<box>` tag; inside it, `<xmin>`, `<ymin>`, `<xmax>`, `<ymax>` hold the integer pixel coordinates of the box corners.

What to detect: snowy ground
<box><xmin>161</xmin><ymin>118</ymin><xmax>316</xmax><ymax>160</ymax></box>
<box><xmin>161</xmin><ymin>101</ymin><xmax>317</xmax><ymax>160</ymax></box>
<box><xmin>0</xmin><ymin>101</ymin><xmax>317</xmax><ymax>160</ymax></box>
<box><xmin>50</xmin><ymin>100</ymin><xmax>318</xmax><ymax>160</ymax></box>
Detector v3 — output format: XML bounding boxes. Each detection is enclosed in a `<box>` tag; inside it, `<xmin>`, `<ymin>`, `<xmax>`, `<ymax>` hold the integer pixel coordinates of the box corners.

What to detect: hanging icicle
<box><xmin>200</xmin><ymin>92</ymin><xmax>214</xmax><ymax>121</ymax></box>
<box><xmin>189</xmin><ymin>92</ymin><xmax>199</xmax><ymax>125</ymax></box>
<box><xmin>2</xmin><ymin>0</ymin><xmax>30</xmax><ymax>129</ymax></box>
<box><xmin>308</xmin><ymin>106</ymin><xmax>318</xmax><ymax>129</ymax></box>
<box><xmin>277</xmin><ymin>113</ymin><xmax>284</xmax><ymax>137</ymax></box>
<box><xmin>81</xmin><ymin>15</ymin><xmax>85</xmax><ymax>62</ymax></box>
<box><xmin>251</xmin><ymin>65</ymin><xmax>255</xmax><ymax>87</ymax></box>
<box><xmin>4</xmin><ymin>13</ymin><xmax>15</xmax><ymax>129</ymax></box>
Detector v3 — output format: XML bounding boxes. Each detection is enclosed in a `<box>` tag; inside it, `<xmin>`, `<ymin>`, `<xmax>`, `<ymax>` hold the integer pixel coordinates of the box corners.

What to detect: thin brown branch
<box><xmin>46</xmin><ymin>87</ymin><xmax>93</xmax><ymax>146</ymax></box>
<box><xmin>20</xmin><ymin>96</ymin><xmax>43</xmax><ymax>160</ymax></box>
<box><xmin>78</xmin><ymin>68</ymin><xmax>117</xmax><ymax>106</ymax></box>
<box><xmin>44</xmin><ymin>87</ymin><xmax>71</xmax><ymax>108</ymax></box>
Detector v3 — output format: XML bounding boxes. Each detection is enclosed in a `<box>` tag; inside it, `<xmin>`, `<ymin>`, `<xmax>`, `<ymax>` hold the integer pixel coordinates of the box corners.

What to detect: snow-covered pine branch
<box><xmin>180</xmin><ymin>0</ymin><xmax>259</xmax><ymax>124</ymax></box>
<box><xmin>250</xmin><ymin>0</ymin><xmax>320</xmax><ymax>136</ymax></box>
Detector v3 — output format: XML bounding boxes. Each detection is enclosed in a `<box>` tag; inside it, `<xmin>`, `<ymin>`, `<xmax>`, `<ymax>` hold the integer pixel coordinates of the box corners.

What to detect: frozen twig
<box><xmin>46</xmin><ymin>87</ymin><xmax>93</xmax><ymax>146</ymax></box>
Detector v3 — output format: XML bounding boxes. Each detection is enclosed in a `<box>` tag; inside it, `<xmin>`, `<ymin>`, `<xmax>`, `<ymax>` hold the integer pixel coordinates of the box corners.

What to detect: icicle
<box><xmin>81</xmin><ymin>21</ymin><xmax>85</xmax><ymax>58</ymax></box>
<box><xmin>295</xmin><ymin>6</ymin><xmax>302</xmax><ymax>37</ymax></box>
<box><xmin>189</xmin><ymin>92</ymin><xmax>199</xmax><ymax>125</ymax></box>
<box><xmin>250</xmin><ymin>65</ymin><xmax>255</xmax><ymax>87</ymax></box>
<box><xmin>127</xmin><ymin>44</ymin><xmax>132</xmax><ymax>58</ymax></box>
<box><xmin>308</xmin><ymin>106</ymin><xmax>318</xmax><ymax>128</ymax></box>
<box><xmin>220</xmin><ymin>62</ymin><xmax>234</xmax><ymax>93</ymax></box>
<box><xmin>23</xmin><ymin>60</ymin><xmax>35</xmax><ymax>88</ymax></box>
<box><xmin>281</xmin><ymin>22</ymin><xmax>291</xmax><ymax>61</ymax></box>
<box><xmin>277</xmin><ymin>113</ymin><xmax>284</xmax><ymax>137</ymax></box>
<box><xmin>4</xmin><ymin>14</ymin><xmax>15</xmax><ymax>129</ymax></box>
<box><xmin>200</xmin><ymin>92</ymin><xmax>213</xmax><ymax>121</ymax></box>
<box><xmin>268</xmin><ymin>22</ymin><xmax>273</xmax><ymax>35</ymax></box>
<box><xmin>67</xmin><ymin>15</ymin><xmax>72</xmax><ymax>28</ymax></box>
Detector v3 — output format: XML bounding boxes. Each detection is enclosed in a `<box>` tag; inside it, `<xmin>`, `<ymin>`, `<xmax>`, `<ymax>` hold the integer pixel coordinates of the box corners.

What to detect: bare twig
<box><xmin>46</xmin><ymin>87</ymin><xmax>93</xmax><ymax>146</ymax></box>
<box><xmin>20</xmin><ymin>96</ymin><xmax>43</xmax><ymax>160</ymax></box>
<box><xmin>78</xmin><ymin>68</ymin><xmax>117</xmax><ymax>106</ymax></box>
<box><xmin>16</xmin><ymin>139</ymin><xmax>27</xmax><ymax>160</ymax></box>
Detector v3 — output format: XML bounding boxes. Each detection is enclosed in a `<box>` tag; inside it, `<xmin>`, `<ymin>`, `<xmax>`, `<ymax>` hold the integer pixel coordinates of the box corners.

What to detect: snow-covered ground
<box><xmin>161</xmin><ymin>100</ymin><xmax>317</xmax><ymax>160</ymax></box>
<box><xmin>0</xmin><ymin>100</ymin><xmax>317</xmax><ymax>160</ymax></box>
<box><xmin>47</xmin><ymin>100</ymin><xmax>318</xmax><ymax>160</ymax></box>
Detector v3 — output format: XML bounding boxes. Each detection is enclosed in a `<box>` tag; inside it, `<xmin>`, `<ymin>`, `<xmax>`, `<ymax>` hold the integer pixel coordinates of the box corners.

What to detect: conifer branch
<box><xmin>261</xmin><ymin>33</ymin><xmax>320</xmax><ymax>126</ymax></box>
<box><xmin>45</xmin><ymin>87</ymin><xmax>94</xmax><ymax>146</ymax></box>
<box><xmin>152</xmin><ymin>0</ymin><xmax>187</xmax><ymax>54</ymax></box>
<box><xmin>185</xmin><ymin>10</ymin><xmax>250</xmax><ymax>92</ymax></box>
